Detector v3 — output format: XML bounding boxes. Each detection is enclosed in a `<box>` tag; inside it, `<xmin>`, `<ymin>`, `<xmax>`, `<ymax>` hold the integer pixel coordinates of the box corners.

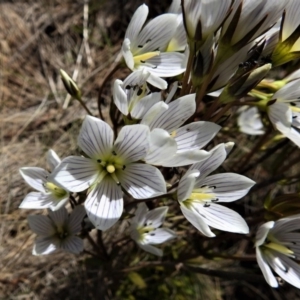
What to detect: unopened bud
<box><xmin>60</xmin><ymin>69</ymin><xmax>81</xmax><ymax>100</ymax></box>
<box><xmin>219</xmin><ymin>63</ymin><xmax>271</xmax><ymax>103</ymax></box>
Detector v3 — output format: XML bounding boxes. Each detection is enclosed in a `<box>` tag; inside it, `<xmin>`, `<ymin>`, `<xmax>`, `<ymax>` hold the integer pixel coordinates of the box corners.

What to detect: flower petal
<box><xmin>113</xmin><ymin>79</ymin><xmax>129</xmax><ymax>116</ymax></box>
<box><xmin>192</xmin><ymin>143</ymin><xmax>227</xmax><ymax>183</ymax></box>
<box><xmin>142</xmin><ymin>52</ymin><xmax>186</xmax><ymax>77</ymax></box>
<box><xmin>141</xmin><ymin>101</ymin><xmax>169</xmax><ymax>128</ymax></box>
<box><xmin>166</xmin><ymin>14</ymin><xmax>187</xmax><ymax>52</ymax></box>
<box><xmin>144</xmin><ymin>228</ymin><xmax>176</xmax><ymax>244</ymax></box>
<box><xmin>33</xmin><ymin>236</ymin><xmax>57</xmax><ymax>255</ymax></box>
<box><xmin>113</xmin><ymin>124</ymin><xmax>150</xmax><ymax>163</ymax></box>
<box><xmin>19</xmin><ymin>167</ymin><xmax>48</xmax><ymax>193</ymax></box>
<box><xmin>255</xmin><ymin>221</ymin><xmax>275</xmax><ymax>247</ymax></box>
<box><xmin>197</xmin><ymin>173</ymin><xmax>255</xmax><ymax>202</ymax></box>
<box><xmin>46</xmin><ymin>149</ymin><xmax>61</xmax><ymax>171</ymax></box>
<box><xmin>194</xmin><ymin>203</ymin><xmax>249</xmax><ymax>234</ymax></box>
<box><xmin>267</xmin><ymin>252</ymin><xmax>300</xmax><ymax>289</ymax></box>
<box><xmin>78</xmin><ymin>116</ymin><xmax>114</xmax><ymax>160</ymax></box>
<box><xmin>122</xmin><ymin>38</ymin><xmax>135</xmax><ymax>70</ymax></box>
<box><xmin>138</xmin><ymin>243</ymin><xmax>163</xmax><ymax>256</ymax></box>
<box><xmin>123</xmin><ymin>69</ymin><xmax>150</xmax><ymax>88</ymax></box>
<box><xmin>145</xmin><ymin>206</ymin><xmax>168</xmax><ymax>228</ymax></box>
<box><xmin>19</xmin><ymin>192</ymin><xmax>62</xmax><ymax>210</ymax></box>
<box><xmin>161</xmin><ymin>149</ymin><xmax>210</xmax><ymax>167</ymax></box>
<box><xmin>268</xmin><ymin>102</ymin><xmax>292</xmax><ymax>130</ymax></box>
<box><xmin>256</xmin><ymin>247</ymin><xmax>278</xmax><ymax>288</ymax></box>
<box><xmin>142</xmin><ymin>94</ymin><xmax>196</xmax><ymax>132</ymax></box>
<box><xmin>180</xmin><ymin>204</ymin><xmax>215</xmax><ymax>237</ymax></box>
<box><xmin>133</xmin><ymin>14</ymin><xmax>177</xmax><ymax>54</ymax></box>
<box><xmin>28</xmin><ymin>215</ymin><xmax>55</xmax><ymax>236</ymax></box>
<box><xmin>131</xmin><ymin>202</ymin><xmax>149</xmax><ymax>228</ymax></box>
<box><xmin>272</xmin><ymin>214</ymin><xmax>300</xmax><ymax>235</ymax></box>
<box><xmin>118</xmin><ymin>163</ymin><xmax>166</xmax><ymax>199</ymax></box>
<box><xmin>273</xmin><ymin>79</ymin><xmax>300</xmax><ymax>101</ymax></box>
<box><xmin>85</xmin><ymin>177</ymin><xmax>123</xmax><ymax>231</ymax></box>
<box><xmin>174</xmin><ymin>121</ymin><xmax>221</xmax><ymax>152</ymax></box>
<box><xmin>276</xmin><ymin>124</ymin><xmax>300</xmax><ymax>148</ymax></box>
<box><xmin>125</xmin><ymin>4</ymin><xmax>148</xmax><ymax>43</ymax></box>
<box><xmin>49</xmin><ymin>195</ymin><xmax>69</xmax><ymax>211</ymax></box>
<box><xmin>144</xmin><ymin>128</ymin><xmax>177</xmax><ymax>165</ymax></box>
<box><xmin>177</xmin><ymin>169</ymin><xmax>200</xmax><ymax>202</ymax></box>
<box><xmin>48</xmin><ymin>207</ymin><xmax>68</xmax><ymax>227</ymax></box>
<box><xmin>68</xmin><ymin>205</ymin><xmax>86</xmax><ymax>234</ymax></box>
<box><xmin>147</xmin><ymin>73</ymin><xmax>168</xmax><ymax>89</ymax></box>
<box><xmin>61</xmin><ymin>236</ymin><xmax>84</xmax><ymax>254</ymax></box>
<box><xmin>50</xmin><ymin>156</ymin><xmax>99</xmax><ymax>192</ymax></box>
<box><xmin>131</xmin><ymin>92</ymin><xmax>161</xmax><ymax>120</ymax></box>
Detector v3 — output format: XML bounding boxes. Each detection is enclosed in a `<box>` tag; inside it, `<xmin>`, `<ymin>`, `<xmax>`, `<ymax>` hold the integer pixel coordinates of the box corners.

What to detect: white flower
<box><xmin>256</xmin><ymin>215</ymin><xmax>300</xmax><ymax>288</ymax></box>
<box><xmin>113</xmin><ymin>72</ymin><xmax>162</xmax><ymax>119</ymax></box>
<box><xmin>267</xmin><ymin>78</ymin><xmax>300</xmax><ymax>147</ymax></box>
<box><xmin>28</xmin><ymin>206</ymin><xmax>86</xmax><ymax>255</ymax></box>
<box><xmin>19</xmin><ymin>149</ymin><xmax>69</xmax><ymax>211</ymax></box>
<box><xmin>130</xmin><ymin>203</ymin><xmax>176</xmax><ymax>256</ymax></box>
<box><xmin>182</xmin><ymin>0</ymin><xmax>232</xmax><ymax>42</ymax></box>
<box><xmin>237</xmin><ymin>106</ymin><xmax>265</xmax><ymax>135</ymax></box>
<box><xmin>177</xmin><ymin>143</ymin><xmax>254</xmax><ymax>237</ymax></box>
<box><xmin>165</xmin><ymin>13</ymin><xmax>187</xmax><ymax>53</ymax></box>
<box><xmin>141</xmin><ymin>94</ymin><xmax>220</xmax><ymax>166</ymax></box>
<box><xmin>50</xmin><ymin>116</ymin><xmax>166</xmax><ymax>231</ymax></box>
<box><xmin>122</xmin><ymin>4</ymin><xmax>186</xmax><ymax>79</ymax></box>
<box><xmin>221</xmin><ymin>0</ymin><xmax>285</xmax><ymax>47</ymax></box>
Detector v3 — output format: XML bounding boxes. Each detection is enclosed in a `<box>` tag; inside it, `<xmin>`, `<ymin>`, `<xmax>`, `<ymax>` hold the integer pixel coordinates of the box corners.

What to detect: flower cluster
<box><xmin>18</xmin><ymin>0</ymin><xmax>300</xmax><ymax>291</ymax></box>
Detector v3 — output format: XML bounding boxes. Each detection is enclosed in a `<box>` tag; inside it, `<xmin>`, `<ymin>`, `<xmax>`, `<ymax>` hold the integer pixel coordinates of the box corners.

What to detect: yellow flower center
<box><xmin>44</xmin><ymin>182</ymin><xmax>67</xmax><ymax>199</ymax></box>
<box><xmin>133</xmin><ymin>51</ymin><xmax>160</xmax><ymax>66</ymax></box>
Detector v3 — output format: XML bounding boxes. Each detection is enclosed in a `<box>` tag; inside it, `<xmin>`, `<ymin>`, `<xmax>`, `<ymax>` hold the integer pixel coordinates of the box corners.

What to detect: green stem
<box><xmin>77</xmin><ymin>97</ymin><xmax>93</xmax><ymax>116</ymax></box>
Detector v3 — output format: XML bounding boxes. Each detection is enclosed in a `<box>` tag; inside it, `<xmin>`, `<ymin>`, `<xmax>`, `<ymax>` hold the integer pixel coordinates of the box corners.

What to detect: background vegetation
<box><xmin>1</xmin><ymin>0</ymin><xmax>300</xmax><ymax>299</ymax></box>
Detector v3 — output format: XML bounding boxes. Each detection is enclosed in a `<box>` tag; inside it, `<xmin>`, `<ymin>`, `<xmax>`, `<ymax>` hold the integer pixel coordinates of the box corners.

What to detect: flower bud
<box><xmin>60</xmin><ymin>69</ymin><xmax>81</xmax><ymax>100</ymax></box>
<box><xmin>219</xmin><ymin>63</ymin><xmax>271</xmax><ymax>103</ymax></box>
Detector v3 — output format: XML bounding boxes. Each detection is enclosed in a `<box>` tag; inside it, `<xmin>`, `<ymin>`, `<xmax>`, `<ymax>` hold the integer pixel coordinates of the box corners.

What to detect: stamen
<box><xmin>110</xmin><ymin>172</ymin><xmax>120</xmax><ymax>185</ymax></box>
<box><xmin>44</xmin><ymin>182</ymin><xmax>67</xmax><ymax>198</ymax></box>
<box><xmin>265</xmin><ymin>242</ymin><xmax>294</xmax><ymax>256</ymax></box>
<box><xmin>133</xmin><ymin>51</ymin><xmax>160</xmax><ymax>64</ymax></box>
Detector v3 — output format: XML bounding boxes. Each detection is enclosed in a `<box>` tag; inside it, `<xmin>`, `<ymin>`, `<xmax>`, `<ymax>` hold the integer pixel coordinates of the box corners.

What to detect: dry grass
<box><xmin>0</xmin><ymin>0</ymin><xmax>162</xmax><ymax>298</ymax></box>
